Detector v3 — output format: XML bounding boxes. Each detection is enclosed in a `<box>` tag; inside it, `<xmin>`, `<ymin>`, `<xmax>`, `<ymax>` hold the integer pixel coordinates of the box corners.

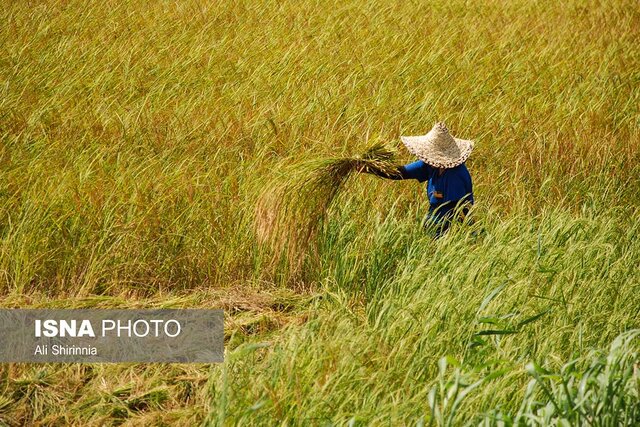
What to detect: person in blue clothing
<box><xmin>366</xmin><ymin>122</ymin><xmax>475</xmax><ymax>237</ymax></box>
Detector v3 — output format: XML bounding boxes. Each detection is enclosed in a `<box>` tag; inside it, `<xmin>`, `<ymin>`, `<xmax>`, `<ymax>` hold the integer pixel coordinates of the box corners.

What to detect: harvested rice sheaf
<box><xmin>255</xmin><ymin>143</ymin><xmax>399</xmax><ymax>275</ymax></box>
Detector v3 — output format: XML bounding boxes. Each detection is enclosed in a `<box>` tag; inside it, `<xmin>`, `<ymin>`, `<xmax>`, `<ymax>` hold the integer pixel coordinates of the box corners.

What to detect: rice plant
<box><xmin>254</xmin><ymin>142</ymin><xmax>398</xmax><ymax>277</ymax></box>
<box><xmin>0</xmin><ymin>0</ymin><xmax>638</xmax><ymax>424</ymax></box>
<box><xmin>481</xmin><ymin>330</ymin><xmax>640</xmax><ymax>426</ymax></box>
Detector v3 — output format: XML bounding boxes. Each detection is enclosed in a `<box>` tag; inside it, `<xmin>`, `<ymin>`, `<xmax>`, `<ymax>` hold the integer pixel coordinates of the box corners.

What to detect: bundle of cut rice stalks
<box><xmin>254</xmin><ymin>142</ymin><xmax>399</xmax><ymax>277</ymax></box>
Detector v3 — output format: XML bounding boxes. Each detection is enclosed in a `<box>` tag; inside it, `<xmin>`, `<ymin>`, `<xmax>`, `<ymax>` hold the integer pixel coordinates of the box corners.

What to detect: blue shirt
<box><xmin>401</xmin><ymin>160</ymin><xmax>474</xmax><ymax>218</ymax></box>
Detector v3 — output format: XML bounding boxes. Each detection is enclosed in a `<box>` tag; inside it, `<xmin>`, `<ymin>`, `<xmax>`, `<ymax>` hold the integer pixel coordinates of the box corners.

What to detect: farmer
<box><xmin>366</xmin><ymin>122</ymin><xmax>474</xmax><ymax>237</ymax></box>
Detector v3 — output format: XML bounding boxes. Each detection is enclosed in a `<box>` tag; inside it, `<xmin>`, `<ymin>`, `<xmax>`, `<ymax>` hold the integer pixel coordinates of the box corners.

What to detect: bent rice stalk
<box><xmin>254</xmin><ymin>143</ymin><xmax>399</xmax><ymax>276</ymax></box>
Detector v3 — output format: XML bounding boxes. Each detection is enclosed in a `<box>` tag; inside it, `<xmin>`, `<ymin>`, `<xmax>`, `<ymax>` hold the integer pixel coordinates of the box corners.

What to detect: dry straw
<box><xmin>254</xmin><ymin>142</ymin><xmax>399</xmax><ymax>276</ymax></box>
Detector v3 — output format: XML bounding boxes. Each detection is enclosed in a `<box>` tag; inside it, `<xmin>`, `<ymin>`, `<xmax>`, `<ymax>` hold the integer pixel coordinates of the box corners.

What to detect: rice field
<box><xmin>1</xmin><ymin>0</ymin><xmax>639</xmax><ymax>425</ymax></box>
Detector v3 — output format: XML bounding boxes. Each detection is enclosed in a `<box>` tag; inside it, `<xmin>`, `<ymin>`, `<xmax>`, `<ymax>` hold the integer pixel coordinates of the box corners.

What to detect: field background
<box><xmin>1</xmin><ymin>0</ymin><xmax>639</xmax><ymax>425</ymax></box>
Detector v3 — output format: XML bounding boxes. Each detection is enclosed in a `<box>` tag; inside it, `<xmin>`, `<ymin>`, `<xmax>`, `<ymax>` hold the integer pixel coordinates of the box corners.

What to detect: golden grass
<box><xmin>0</xmin><ymin>0</ymin><xmax>639</xmax><ymax>424</ymax></box>
<box><xmin>254</xmin><ymin>143</ymin><xmax>398</xmax><ymax>277</ymax></box>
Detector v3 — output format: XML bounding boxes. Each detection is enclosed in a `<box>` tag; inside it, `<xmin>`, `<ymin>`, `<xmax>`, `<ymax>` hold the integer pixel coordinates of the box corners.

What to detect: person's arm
<box><xmin>362</xmin><ymin>160</ymin><xmax>431</xmax><ymax>181</ymax></box>
<box><xmin>364</xmin><ymin>165</ymin><xmax>408</xmax><ymax>180</ymax></box>
<box><xmin>401</xmin><ymin>160</ymin><xmax>431</xmax><ymax>182</ymax></box>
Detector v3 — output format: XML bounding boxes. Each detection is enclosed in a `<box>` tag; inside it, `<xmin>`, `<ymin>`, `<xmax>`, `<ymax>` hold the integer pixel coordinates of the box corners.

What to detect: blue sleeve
<box><xmin>400</xmin><ymin>160</ymin><xmax>431</xmax><ymax>182</ymax></box>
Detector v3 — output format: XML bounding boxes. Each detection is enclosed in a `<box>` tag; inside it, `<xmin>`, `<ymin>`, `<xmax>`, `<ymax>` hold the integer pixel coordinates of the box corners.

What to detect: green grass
<box><xmin>1</xmin><ymin>0</ymin><xmax>639</xmax><ymax>425</ymax></box>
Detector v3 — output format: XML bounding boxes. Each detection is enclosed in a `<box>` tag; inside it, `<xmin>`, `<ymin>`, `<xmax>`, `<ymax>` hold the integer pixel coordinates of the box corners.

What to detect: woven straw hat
<box><xmin>400</xmin><ymin>122</ymin><xmax>474</xmax><ymax>168</ymax></box>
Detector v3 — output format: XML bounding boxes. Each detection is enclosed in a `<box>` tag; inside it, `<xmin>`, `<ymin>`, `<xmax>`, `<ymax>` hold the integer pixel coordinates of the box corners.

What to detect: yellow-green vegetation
<box><xmin>255</xmin><ymin>142</ymin><xmax>398</xmax><ymax>276</ymax></box>
<box><xmin>1</xmin><ymin>0</ymin><xmax>639</xmax><ymax>425</ymax></box>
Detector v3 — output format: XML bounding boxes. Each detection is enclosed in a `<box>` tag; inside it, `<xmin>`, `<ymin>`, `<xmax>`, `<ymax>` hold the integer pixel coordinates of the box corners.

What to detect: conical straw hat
<box><xmin>400</xmin><ymin>122</ymin><xmax>474</xmax><ymax>168</ymax></box>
